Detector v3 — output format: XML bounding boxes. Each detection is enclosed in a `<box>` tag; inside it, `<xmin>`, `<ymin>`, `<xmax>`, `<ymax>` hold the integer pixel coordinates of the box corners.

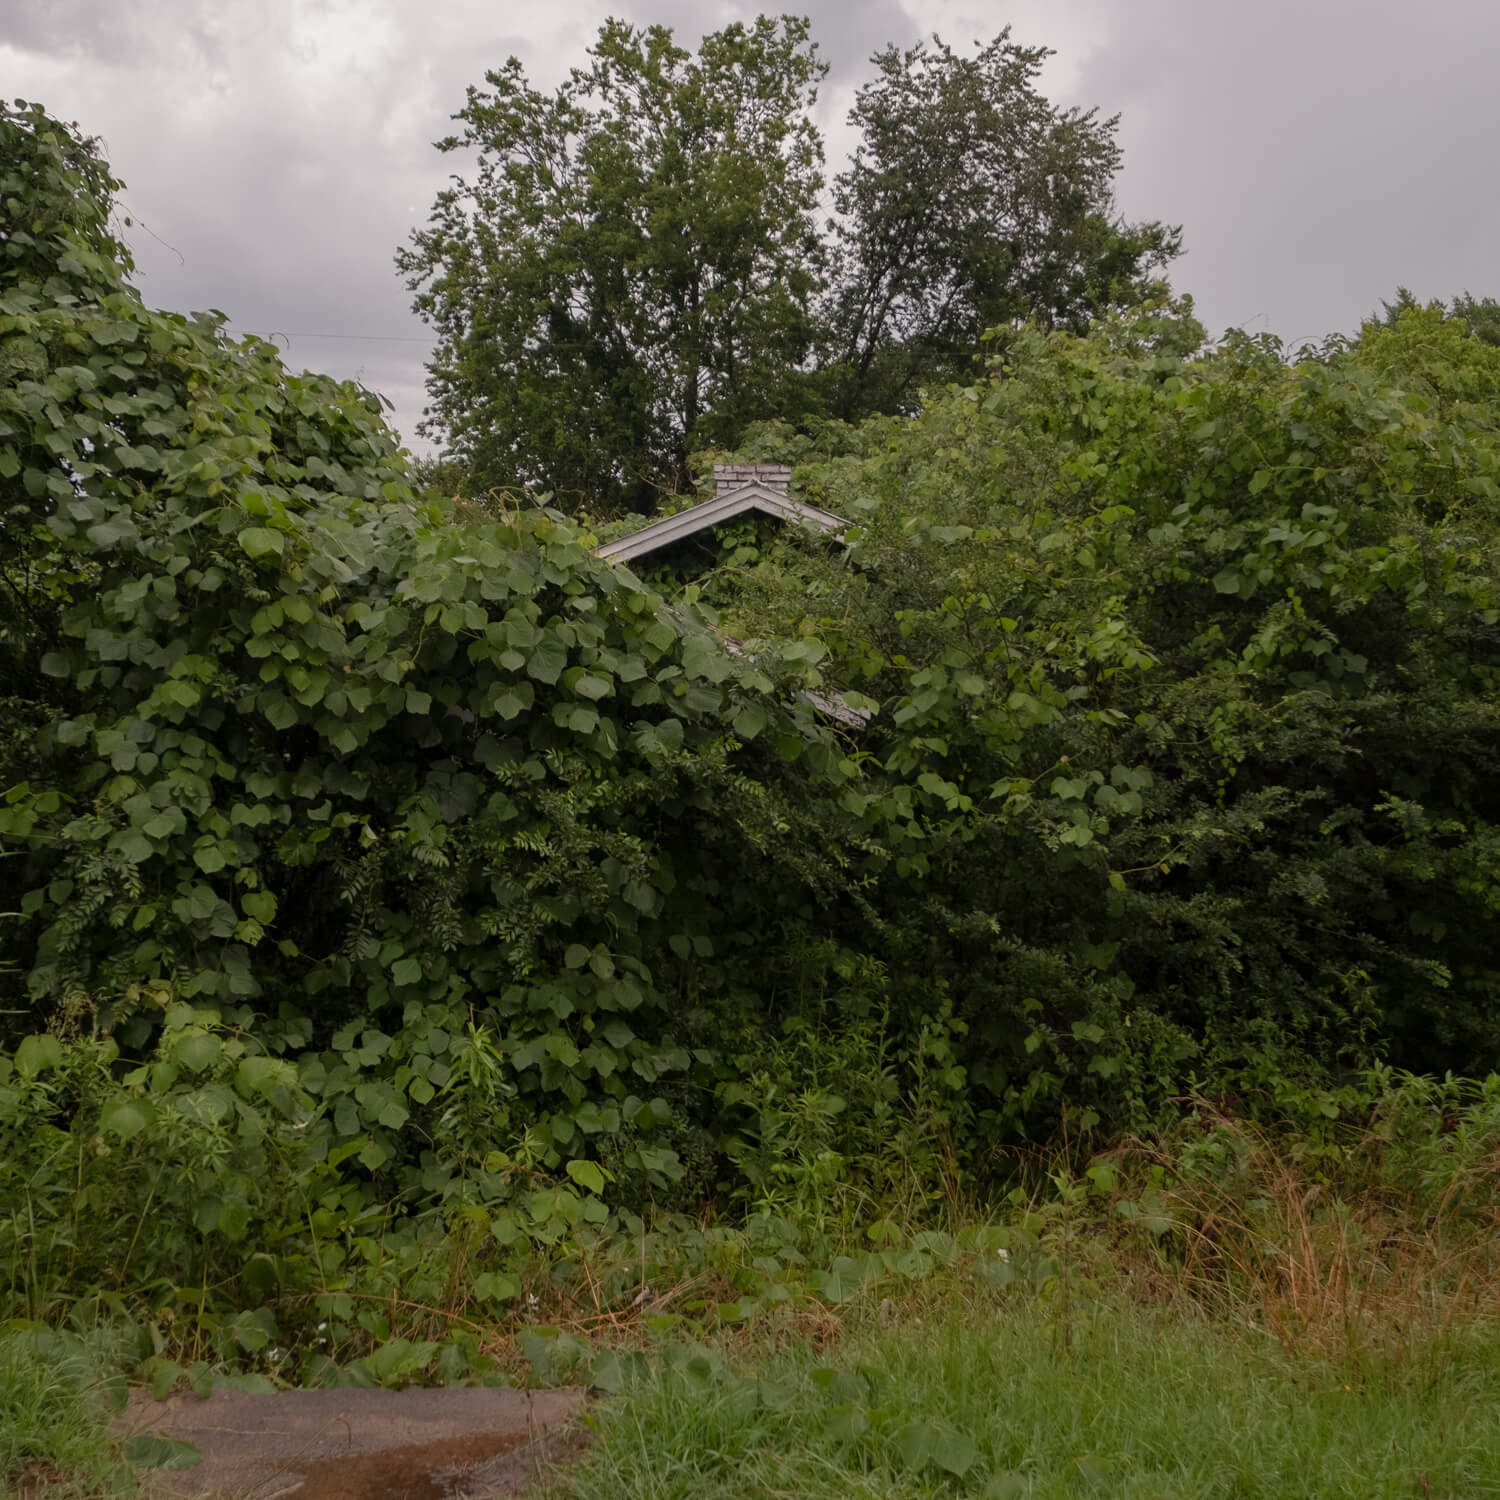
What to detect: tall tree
<box><xmin>398</xmin><ymin>17</ymin><xmax>828</xmax><ymax>514</ymax></box>
<box><xmin>1451</xmin><ymin>293</ymin><xmax>1500</xmax><ymax>346</ymax></box>
<box><xmin>1374</xmin><ymin>287</ymin><xmax>1500</xmax><ymax>347</ymax></box>
<box><xmin>825</xmin><ymin>31</ymin><xmax>1180</xmax><ymax>417</ymax></box>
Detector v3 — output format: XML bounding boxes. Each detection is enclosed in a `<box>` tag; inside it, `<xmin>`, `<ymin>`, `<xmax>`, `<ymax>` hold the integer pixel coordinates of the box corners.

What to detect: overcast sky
<box><xmin>7</xmin><ymin>1</ymin><xmax>1496</xmax><ymax>455</ymax></box>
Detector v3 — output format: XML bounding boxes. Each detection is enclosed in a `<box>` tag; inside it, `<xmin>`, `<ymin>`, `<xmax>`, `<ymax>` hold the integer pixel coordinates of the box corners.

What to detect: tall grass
<box><xmin>559</xmin><ymin>1295</ymin><xmax>1500</xmax><ymax>1499</ymax></box>
<box><xmin>0</xmin><ymin>1329</ymin><xmax>121</xmax><ymax>1498</ymax></box>
<box><xmin>558</xmin><ymin>1076</ymin><xmax>1500</xmax><ymax>1498</ymax></box>
<box><xmin>1100</xmin><ymin>1077</ymin><xmax>1500</xmax><ymax>1370</ymax></box>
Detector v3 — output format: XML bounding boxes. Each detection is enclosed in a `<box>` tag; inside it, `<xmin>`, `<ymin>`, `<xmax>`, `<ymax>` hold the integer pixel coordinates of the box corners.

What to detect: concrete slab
<box><xmin>118</xmin><ymin>1385</ymin><xmax>590</xmax><ymax>1499</ymax></box>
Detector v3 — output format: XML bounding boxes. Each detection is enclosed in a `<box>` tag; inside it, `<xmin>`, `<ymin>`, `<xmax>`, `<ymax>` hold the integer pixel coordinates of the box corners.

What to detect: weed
<box><xmin>559</xmin><ymin>1293</ymin><xmax>1500</xmax><ymax>1499</ymax></box>
<box><xmin>1099</xmin><ymin>1074</ymin><xmax>1500</xmax><ymax>1372</ymax></box>
<box><xmin>0</xmin><ymin>1327</ymin><xmax>126</xmax><ymax>1498</ymax></box>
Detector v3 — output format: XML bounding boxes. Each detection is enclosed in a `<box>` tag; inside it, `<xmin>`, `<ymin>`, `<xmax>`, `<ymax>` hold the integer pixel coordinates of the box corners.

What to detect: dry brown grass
<box><xmin>1105</xmin><ymin>1110</ymin><xmax>1500</xmax><ymax>1370</ymax></box>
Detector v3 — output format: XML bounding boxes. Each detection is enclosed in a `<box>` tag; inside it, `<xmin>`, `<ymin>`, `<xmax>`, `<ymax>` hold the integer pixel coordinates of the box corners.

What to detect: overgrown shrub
<box><xmin>710</xmin><ymin>299</ymin><xmax>1500</xmax><ymax>1132</ymax></box>
<box><xmin>9</xmin><ymin>96</ymin><xmax>1500</xmax><ymax>1334</ymax></box>
<box><xmin>0</xmin><ymin>102</ymin><xmax>869</xmax><ymax>1238</ymax></box>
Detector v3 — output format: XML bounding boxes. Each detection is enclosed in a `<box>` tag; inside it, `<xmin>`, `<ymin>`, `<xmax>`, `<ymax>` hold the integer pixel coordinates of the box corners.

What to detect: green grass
<box><xmin>0</xmin><ymin>1329</ymin><xmax>122</xmax><ymax>1498</ymax></box>
<box><xmin>558</xmin><ymin>1291</ymin><xmax>1500</xmax><ymax>1499</ymax></box>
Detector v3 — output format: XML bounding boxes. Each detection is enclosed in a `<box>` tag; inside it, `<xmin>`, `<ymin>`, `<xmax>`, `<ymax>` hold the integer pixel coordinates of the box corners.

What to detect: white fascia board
<box><xmin>802</xmin><ymin>688</ymin><xmax>873</xmax><ymax>730</ymax></box>
<box><xmin>594</xmin><ymin>483</ymin><xmax>846</xmax><ymax>564</ymax></box>
<box><xmin>720</xmin><ymin>628</ymin><xmax>871</xmax><ymax>730</ymax></box>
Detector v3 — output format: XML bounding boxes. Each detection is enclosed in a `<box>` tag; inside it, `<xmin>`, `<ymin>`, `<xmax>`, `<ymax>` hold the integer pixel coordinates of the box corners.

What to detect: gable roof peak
<box><xmin>594</xmin><ymin>471</ymin><xmax>844</xmax><ymax>566</ymax></box>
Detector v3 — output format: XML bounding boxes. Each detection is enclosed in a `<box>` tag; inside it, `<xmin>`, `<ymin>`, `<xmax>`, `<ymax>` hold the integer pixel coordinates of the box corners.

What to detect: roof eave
<box><xmin>594</xmin><ymin>483</ymin><xmax>846</xmax><ymax>565</ymax></box>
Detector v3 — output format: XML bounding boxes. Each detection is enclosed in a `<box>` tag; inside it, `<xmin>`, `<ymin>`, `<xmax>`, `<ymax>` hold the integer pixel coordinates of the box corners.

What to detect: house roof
<box><xmin>719</xmin><ymin>633</ymin><xmax>872</xmax><ymax>731</ymax></box>
<box><xmin>594</xmin><ymin>465</ymin><xmax>869</xmax><ymax>732</ymax></box>
<box><xmin>594</xmin><ymin>480</ymin><xmax>846</xmax><ymax>564</ymax></box>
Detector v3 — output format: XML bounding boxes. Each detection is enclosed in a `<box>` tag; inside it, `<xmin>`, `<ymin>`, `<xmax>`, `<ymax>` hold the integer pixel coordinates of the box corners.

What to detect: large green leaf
<box><xmin>238</xmin><ymin>526</ymin><xmax>284</xmax><ymax>560</ymax></box>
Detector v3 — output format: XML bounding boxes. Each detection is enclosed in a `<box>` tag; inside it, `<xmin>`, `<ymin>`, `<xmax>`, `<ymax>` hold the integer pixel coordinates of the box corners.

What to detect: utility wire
<box><xmin>225</xmin><ymin>326</ymin><xmax>433</xmax><ymax>343</ymax></box>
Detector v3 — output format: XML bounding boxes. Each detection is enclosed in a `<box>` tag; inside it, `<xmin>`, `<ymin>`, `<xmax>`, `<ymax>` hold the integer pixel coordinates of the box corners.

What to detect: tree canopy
<box><xmin>1373</xmin><ymin>286</ymin><xmax>1500</xmax><ymax>347</ymax></box>
<box><xmin>398</xmin><ymin>17</ymin><xmax>829</xmax><ymax>515</ymax></box>
<box><xmin>401</xmin><ymin>17</ymin><xmax>1181</xmax><ymax>513</ymax></box>
<box><xmin>824</xmin><ymin>31</ymin><xmax>1181</xmax><ymax>418</ymax></box>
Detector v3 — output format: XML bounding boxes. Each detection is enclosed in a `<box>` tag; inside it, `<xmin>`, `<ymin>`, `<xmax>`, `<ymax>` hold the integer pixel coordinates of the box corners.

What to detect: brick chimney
<box><xmin>714</xmin><ymin>463</ymin><xmax>791</xmax><ymax>496</ymax></box>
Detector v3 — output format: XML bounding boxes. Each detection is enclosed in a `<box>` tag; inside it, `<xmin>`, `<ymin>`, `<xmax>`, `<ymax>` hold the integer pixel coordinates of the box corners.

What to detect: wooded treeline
<box><xmin>399</xmin><ymin>19</ymin><xmax>1179</xmax><ymax>512</ymax></box>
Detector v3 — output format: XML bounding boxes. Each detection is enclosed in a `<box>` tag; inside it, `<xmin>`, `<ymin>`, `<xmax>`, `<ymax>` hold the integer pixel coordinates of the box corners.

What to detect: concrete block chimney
<box><xmin>713</xmin><ymin>463</ymin><xmax>792</xmax><ymax>496</ymax></box>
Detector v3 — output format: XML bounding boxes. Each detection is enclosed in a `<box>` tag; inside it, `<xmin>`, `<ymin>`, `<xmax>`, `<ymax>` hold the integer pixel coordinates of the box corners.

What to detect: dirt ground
<box><xmin>116</xmin><ymin>1385</ymin><xmax>591</xmax><ymax>1499</ymax></box>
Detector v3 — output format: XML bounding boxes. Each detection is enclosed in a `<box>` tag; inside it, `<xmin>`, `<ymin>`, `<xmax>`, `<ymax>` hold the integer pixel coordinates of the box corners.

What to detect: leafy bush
<box><xmin>717</xmin><ymin>298</ymin><xmax>1500</xmax><ymax>1133</ymax></box>
<box><xmin>0</xmin><ymin>99</ymin><xmax>882</xmax><ymax>1319</ymax></box>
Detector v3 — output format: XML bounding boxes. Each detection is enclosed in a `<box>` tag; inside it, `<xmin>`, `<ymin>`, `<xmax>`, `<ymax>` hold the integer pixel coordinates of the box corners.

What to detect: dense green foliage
<box><xmin>9</xmin><ymin>95</ymin><xmax>1500</xmax><ymax>1421</ymax></box>
<box><xmin>0</xmin><ymin>97</ymin><xmax>870</xmax><ymax>1269</ymax></box>
<box><xmin>1374</xmin><ymin>286</ymin><xmax>1500</xmax><ymax>346</ymax></box>
<box><xmin>401</xmin><ymin>17</ymin><xmax>1179</xmax><ymax>510</ymax></box>
<box><xmin>0</xmin><ymin>98</ymin><xmax>896</xmax><ymax>1390</ymax></box>
<box><xmin>680</xmin><ymin>295</ymin><xmax>1500</xmax><ymax>1121</ymax></box>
